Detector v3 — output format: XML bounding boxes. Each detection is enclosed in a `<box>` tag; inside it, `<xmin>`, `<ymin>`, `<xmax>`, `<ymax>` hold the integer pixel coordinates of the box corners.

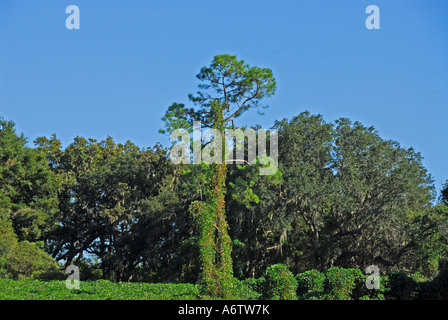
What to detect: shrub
<box><xmin>0</xmin><ymin>219</ymin><xmax>62</xmax><ymax>280</ymax></box>
<box><xmin>386</xmin><ymin>271</ymin><xmax>417</xmax><ymax>300</ymax></box>
<box><xmin>324</xmin><ymin>267</ymin><xmax>363</xmax><ymax>300</ymax></box>
<box><xmin>416</xmin><ymin>264</ymin><xmax>448</xmax><ymax>300</ymax></box>
<box><xmin>354</xmin><ymin>272</ymin><xmax>388</xmax><ymax>300</ymax></box>
<box><xmin>296</xmin><ymin>269</ymin><xmax>325</xmax><ymax>300</ymax></box>
<box><xmin>411</xmin><ymin>272</ymin><xmax>427</xmax><ymax>283</ymax></box>
<box><xmin>232</xmin><ymin>277</ymin><xmax>262</xmax><ymax>300</ymax></box>
<box><xmin>431</xmin><ymin>266</ymin><xmax>448</xmax><ymax>299</ymax></box>
<box><xmin>241</xmin><ymin>276</ymin><xmax>265</xmax><ymax>298</ymax></box>
<box><xmin>262</xmin><ymin>264</ymin><xmax>297</xmax><ymax>300</ymax></box>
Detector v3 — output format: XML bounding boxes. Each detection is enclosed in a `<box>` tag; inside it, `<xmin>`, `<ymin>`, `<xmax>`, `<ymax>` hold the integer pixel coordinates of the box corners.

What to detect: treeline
<box><xmin>1</xmin><ymin>112</ymin><xmax>448</xmax><ymax>282</ymax></box>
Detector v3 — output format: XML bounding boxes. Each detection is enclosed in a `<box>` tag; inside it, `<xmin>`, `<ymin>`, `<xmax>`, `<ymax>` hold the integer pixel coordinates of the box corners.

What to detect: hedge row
<box><xmin>295</xmin><ymin>267</ymin><xmax>386</xmax><ymax>300</ymax></box>
<box><xmin>2</xmin><ymin>260</ymin><xmax>446</xmax><ymax>300</ymax></box>
<box><xmin>241</xmin><ymin>264</ymin><xmax>448</xmax><ymax>300</ymax></box>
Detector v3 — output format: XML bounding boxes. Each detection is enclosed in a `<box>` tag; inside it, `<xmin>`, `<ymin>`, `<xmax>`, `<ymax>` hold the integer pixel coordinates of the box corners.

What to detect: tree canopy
<box><xmin>0</xmin><ymin>56</ymin><xmax>447</xmax><ymax>295</ymax></box>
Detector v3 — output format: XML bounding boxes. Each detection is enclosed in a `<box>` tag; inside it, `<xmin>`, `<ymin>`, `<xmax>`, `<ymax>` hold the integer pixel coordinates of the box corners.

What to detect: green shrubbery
<box><xmin>231</xmin><ymin>277</ymin><xmax>262</xmax><ymax>300</ymax></box>
<box><xmin>262</xmin><ymin>264</ymin><xmax>297</xmax><ymax>300</ymax></box>
<box><xmin>386</xmin><ymin>271</ymin><xmax>417</xmax><ymax>300</ymax></box>
<box><xmin>1</xmin><ymin>255</ymin><xmax>447</xmax><ymax>300</ymax></box>
<box><xmin>0</xmin><ymin>219</ymin><xmax>62</xmax><ymax>280</ymax></box>
<box><xmin>413</xmin><ymin>264</ymin><xmax>448</xmax><ymax>300</ymax></box>
<box><xmin>359</xmin><ymin>273</ymin><xmax>388</xmax><ymax>300</ymax></box>
<box><xmin>0</xmin><ymin>279</ymin><xmax>202</xmax><ymax>300</ymax></box>
<box><xmin>226</xmin><ymin>264</ymin><xmax>447</xmax><ymax>301</ymax></box>
<box><xmin>323</xmin><ymin>267</ymin><xmax>363</xmax><ymax>300</ymax></box>
<box><xmin>240</xmin><ymin>276</ymin><xmax>265</xmax><ymax>299</ymax></box>
<box><xmin>293</xmin><ymin>267</ymin><xmax>406</xmax><ymax>300</ymax></box>
<box><xmin>296</xmin><ymin>269</ymin><xmax>326</xmax><ymax>299</ymax></box>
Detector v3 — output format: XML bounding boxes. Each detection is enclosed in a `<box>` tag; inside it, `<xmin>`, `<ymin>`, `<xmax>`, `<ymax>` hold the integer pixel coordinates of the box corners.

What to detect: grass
<box><xmin>0</xmin><ymin>279</ymin><xmax>203</xmax><ymax>300</ymax></box>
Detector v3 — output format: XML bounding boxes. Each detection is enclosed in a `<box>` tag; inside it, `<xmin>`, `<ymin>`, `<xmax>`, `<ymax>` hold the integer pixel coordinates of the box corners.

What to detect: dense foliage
<box><xmin>0</xmin><ymin>279</ymin><xmax>203</xmax><ymax>300</ymax></box>
<box><xmin>1</xmin><ymin>264</ymin><xmax>447</xmax><ymax>300</ymax></box>
<box><xmin>0</xmin><ymin>219</ymin><xmax>61</xmax><ymax>280</ymax></box>
<box><xmin>262</xmin><ymin>264</ymin><xmax>297</xmax><ymax>300</ymax></box>
<box><xmin>161</xmin><ymin>54</ymin><xmax>277</xmax><ymax>298</ymax></box>
<box><xmin>1</xmin><ymin>55</ymin><xmax>448</xmax><ymax>299</ymax></box>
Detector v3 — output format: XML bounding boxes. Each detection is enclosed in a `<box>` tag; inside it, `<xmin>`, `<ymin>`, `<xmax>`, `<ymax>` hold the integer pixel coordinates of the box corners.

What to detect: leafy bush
<box><xmin>1</xmin><ymin>267</ymin><xmax>447</xmax><ymax>300</ymax></box>
<box><xmin>386</xmin><ymin>271</ymin><xmax>417</xmax><ymax>300</ymax></box>
<box><xmin>262</xmin><ymin>264</ymin><xmax>297</xmax><ymax>300</ymax></box>
<box><xmin>430</xmin><ymin>266</ymin><xmax>448</xmax><ymax>299</ymax></box>
<box><xmin>232</xmin><ymin>277</ymin><xmax>262</xmax><ymax>300</ymax></box>
<box><xmin>0</xmin><ymin>219</ymin><xmax>62</xmax><ymax>280</ymax></box>
<box><xmin>241</xmin><ymin>276</ymin><xmax>265</xmax><ymax>298</ymax></box>
<box><xmin>411</xmin><ymin>272</ymin><xmax>427</xmax><ymax>283</ymax></box>
<box><xmin>296</xmin><ymin>269</ymin><xmax>325</xmax><ymax>300</ymax></box>
<box><xmin>324</xmin><ymin>267</ymin><xmax>363</xmax><ymax>300</ymax></box>
<box><xmin>354</xmin><ymin>272</ymin><xmax>388</xmax><ymax>300</ymax></box>
<box><xmin>415</xmin><ymin>264</ymin><xmax>448</xmax><ymax>300</ymax></box>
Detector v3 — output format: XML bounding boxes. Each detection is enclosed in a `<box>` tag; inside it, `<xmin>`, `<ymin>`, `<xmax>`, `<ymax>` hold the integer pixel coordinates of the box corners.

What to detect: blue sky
<box><xmin>0</xmin><ymin>0</ymin><xmax>447</xmax><ymax>194</ymax></box>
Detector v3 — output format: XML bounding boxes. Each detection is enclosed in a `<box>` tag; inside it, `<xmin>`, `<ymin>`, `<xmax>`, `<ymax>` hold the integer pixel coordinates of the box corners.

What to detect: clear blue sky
<box><xmin>0</xmin><ymin>0</ymin><xmax>447</xmax><ymax>194</ymax></box>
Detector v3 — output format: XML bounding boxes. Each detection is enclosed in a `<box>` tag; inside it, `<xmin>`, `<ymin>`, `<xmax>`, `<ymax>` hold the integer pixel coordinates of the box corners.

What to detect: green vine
<box><xmin>189</xmin><ymin>101</ymin><xmax>234</xmax><ymax>298</ymax></box>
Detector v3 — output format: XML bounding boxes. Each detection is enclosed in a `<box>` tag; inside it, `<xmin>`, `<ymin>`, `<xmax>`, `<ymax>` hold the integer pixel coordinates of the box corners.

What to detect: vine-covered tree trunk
<box><xmin>191</xmin><ymin>102</ymin><xmax>234</xmax><ymax>298</ymax></box>
<box><xmin>212</xmin><ymin>102</ymin><xmax>233</xmax><ymax>297</ymax></box>
<box><xmin>162</xmin><ymin>54</ymin><xmax>277</xmax><ymax>296</ymax></box>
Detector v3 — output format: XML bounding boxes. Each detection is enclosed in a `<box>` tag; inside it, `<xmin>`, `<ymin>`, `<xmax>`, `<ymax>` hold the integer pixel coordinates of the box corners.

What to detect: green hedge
<box><xmin>294</xmin><ymin>267</ymin><xmax>448</xmax><ymax>300</ymax></box>
<box><xmin>262</xmin><ymin>264</ymin><xmax>297</xmax><ymax>300</ymax></box>
<box><xmin>231</xmin><ymin>277</ymin><xmax>262</xmax><ymax>300</ymax></box>
<box><xmin>414</xmin><ymin>265</ymin><xmax>448</xmax><ymax>300</ymax></box>
<box><xmin>1</xmin><ymin>267</ymin><xmax>447</xmax><ymax>300</ymax></box>
<box><xmin>296</xmin><ymin>269</ymin><xmax>325</xmax><ymax>300</ymax></box>
<box><xmin>240</xmin><ymin>276</ymin><xmax>265</xmax><ymax>298</ymax></box>
<box><xmin>296</xmin><ymin>267</ymin><xmax>388</xmax><ymax>300</ymax></box>
<box><xmin>386</xmin><ymin>271</ymin><xmax>417</xmax><ymax>300</ymax></box>
<box><xmin>0</xmin><ymin>219</ymin><xmax>62</xmax><ymax>280</ymax></box>
<box><xmin>323</xmin><ymin>267</ymin><xmax>363</xmax><ymax>300</ymax></box>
